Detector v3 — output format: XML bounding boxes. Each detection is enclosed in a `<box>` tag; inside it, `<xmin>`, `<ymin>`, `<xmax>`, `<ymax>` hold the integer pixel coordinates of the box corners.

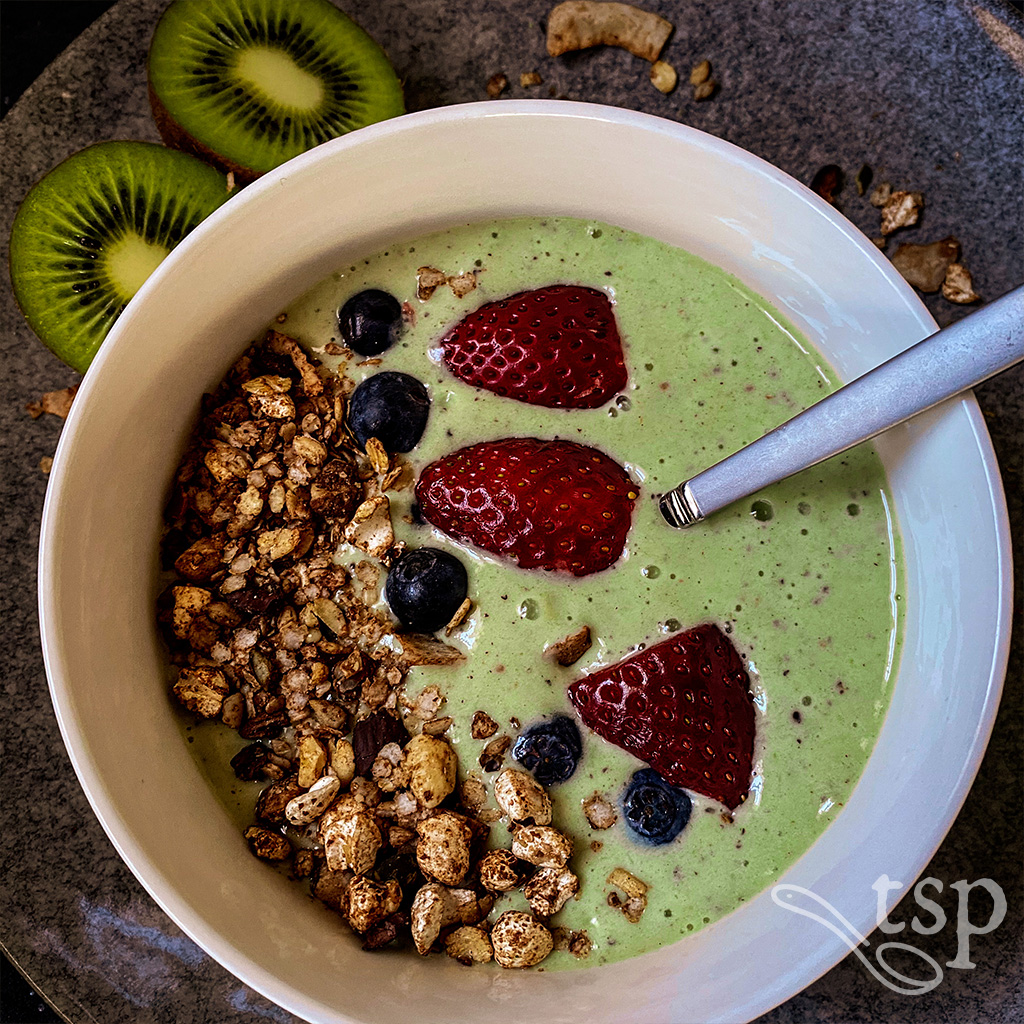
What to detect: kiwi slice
<box><xmin>147</xmin><ymin>0</ymin><xmax>405</xmax><ymax>182</ymax></box>
<box><xmin>9</xmin><ymin>141</ymin><xmax>230</xmax><ymax>373</ymax></box>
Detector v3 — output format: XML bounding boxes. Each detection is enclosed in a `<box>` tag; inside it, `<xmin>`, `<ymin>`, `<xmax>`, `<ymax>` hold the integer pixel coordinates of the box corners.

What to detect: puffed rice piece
<box><xmin>410</xmin><ymin>882</ymin><xmax>448</xmax><ymax>955</ymax></box>
<box><xmin>478</xmin><ymin>849</ymin><xmax>523</xmax><ymax>893</ymax></box>
<box><xmin>511</xmin><ymin>825</ymin><xmax>573</xmax><ymax>868</ymax></box>
<box><xmin>322</xmin><ymin>807</ymin><xmax>383</xmax><ymax>875</ymax></box>
<box><xmin>345</xmin><ymin>876</ymin><xmax>401</xmax><ymax>933</ymax></box>
<box><xmin>490</xmin><ymin>911</ymin><xmax>554</xmax><ymax>969</ymax></box>
<box><xmin>284</xmin><ymin>774</ymin><xmax>340</xmax><ymax>825</ymax></box>
<box><xmin>493</xmin><ymin>768</ymin><xmax>552</xmax><ymax>825</ymax></box>
<box><xmin>416</xmin><ymin>811</ymin><xmax>473</xmax><ymax>885</ymax></box>
<box><xmin>524</xmin><ymin>866</ymin><xmax>580</xmax><ymax>917</ymax></box>
<box><xmin>445</xmin><ymin>926</ymin><xmax>493</xmax><ymax>965</ymax></box>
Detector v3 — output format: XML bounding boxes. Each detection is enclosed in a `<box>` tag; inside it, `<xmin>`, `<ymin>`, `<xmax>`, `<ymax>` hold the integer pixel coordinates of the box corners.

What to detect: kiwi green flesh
<box><xmin>9</xmin><ymin>141</ymin><xmax>229</xmax><ymax>374</ymax></box>
<box><xmin>148</xmin><ymin>0</ymin><xmax>405</xmax><ymax>178</ymax></box>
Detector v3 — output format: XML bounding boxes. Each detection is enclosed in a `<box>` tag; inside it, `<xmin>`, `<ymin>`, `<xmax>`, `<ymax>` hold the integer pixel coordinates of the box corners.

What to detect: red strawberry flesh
<box><xmin>567</xmin><ymin>624</ymin><xmax>755</xmax><ymax>809</ymax></box>
<box><xmin>439</xmin><ymin>285</ymin><xmax>627</xmax><ymax>409</ymax></box>
<box><xmin>415</xmin><ymin>438</ymin><xmax>638</xmax><ymax>576</ymax></box>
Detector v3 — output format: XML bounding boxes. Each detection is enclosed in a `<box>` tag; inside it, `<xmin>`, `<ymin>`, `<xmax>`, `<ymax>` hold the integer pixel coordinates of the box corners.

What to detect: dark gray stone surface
<box><xmin>1</xmin><ymin>1</ymin><xmax>1020</xmax><ymax>1022</ymax></box>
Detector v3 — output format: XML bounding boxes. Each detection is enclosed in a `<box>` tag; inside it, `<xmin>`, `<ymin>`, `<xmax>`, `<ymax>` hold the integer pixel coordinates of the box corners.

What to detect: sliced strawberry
<box><xmin>567</xmin><ymin>624</ymin><xmax>755</xmax><ymax>810</ymax></box>
<box><xmin>439</xmin><ymin>285</ymin><xmax>627</xmax><ymax>409</ymax></box>
<box><xmin>415</xmin><ymin>438</ymin><xmax>638</xmax><ymax>576</ymax></box>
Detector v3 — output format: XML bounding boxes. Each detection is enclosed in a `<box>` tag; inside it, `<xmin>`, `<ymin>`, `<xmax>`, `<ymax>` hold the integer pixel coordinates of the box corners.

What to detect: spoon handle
<box><xmin>659</xmin><ymin>286</ymin><xmax>1024</xmax><ymax>528</ymax></box>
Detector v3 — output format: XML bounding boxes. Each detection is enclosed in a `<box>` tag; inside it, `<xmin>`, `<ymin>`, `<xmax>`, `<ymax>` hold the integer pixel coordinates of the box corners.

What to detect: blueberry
<box><xmin>338</xmin><ymin>289</ymin><xmax>403</xmax><ymax>356</ymax></box>
<box><xmin>384</xmin><ymin>547</ymin><xmax>468</xmax><ymax>633</ymax></box>
<box><xmin>348</xmin><ymin>371</ymin><xmax>429</xmax><ymax>452</ymax></box>
<box><xmin>622</xmin><ymin>768</ymin><xmax>692</xmax><ymax>845</ymax></box>
<box><xmin>512</xmin><ymin>715</ymin><xmax>582</xmax><ymax>785</ymax></box>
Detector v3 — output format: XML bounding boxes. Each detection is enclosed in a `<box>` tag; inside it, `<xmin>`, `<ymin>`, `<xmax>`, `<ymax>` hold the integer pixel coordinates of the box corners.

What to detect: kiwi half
<box><xmin>147</xmin><ymin>0</ymin><xmax>405</xmax><ymax>182</ymax></box>
<box><xmin>9</xmin><ymin>141</ymin><xmax>229</xmax><ymax>373</ymax></box>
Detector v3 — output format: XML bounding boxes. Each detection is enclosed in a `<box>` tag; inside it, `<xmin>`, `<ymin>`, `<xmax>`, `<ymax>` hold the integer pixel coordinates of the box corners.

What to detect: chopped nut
<box><xmin>362</xmin><ymin>911</ymin><xmax>406</xmax><ymax>950</ymax></box>
<box><xmin>689</xmin><ymin>59</ymin><xmax>711</xmax><ymax>86</ymax></box>
<box><xmin>486</xmin><ymin>73</ymin><xmax>509</xmax><ymax>98</ymax></box>
<box><xmin>244</xmin><ymin>826</ymin><xmax>291</xmax><ymax>861</ymax></box>
<box><xmin>345</xmin><ymin>876</ymin><xmax>401</xmax><ymax>933</ymax></box>
<box><xmin>512</xmin><ymin>825</ymin><xmax>573</xmax><ymax>867</ymax></box>
<box><xmin>445</xmin><ymin>925</ymin><xmax>494</xmax><ymax>965</ymax></box>
<box><xmin>524</xmin><ymin>865</ymin><xmax>580</xmax><ymax>916</ymax></box>
<box><xmin>407</xmin><ymin>683</ymin><xmax>444</xmax><ymax>721</ymax></box>
<box><xmin>170</xmin><ymin>585</ymin><xmax>211</xmax><ymax>639</ymax></box>
<box><xmin>416</xmin><ymin>266</ymin><xmax>448</xmax><ymax>300</ymax></box>
<box><xmin>330</xmin><ymin>738</ymin><xmax>356</xmax><ymax>786</ymax></box>
<box><xmin>607</xmin><ymin>866</ymin><xmax>649</xmax><ymax>922</ymax></box>
<box><xmin>365</xmin><ymin>437</ymin><xmax>390</xmax><ymax>474</ymax></box>
<box><xmin>448</xmin><ymin>888</ymin><xmax>494</xmax><ymax>926</ymax></box>
<box><xmin>942</xmin><ymin>262</ymin><xmax>980</xmax><ymax>304</ymax></box>
<box><xmin>544</xmin><ymin>624</ymin><xmax>592</xmax><ymax>666</ymax></box>
<box><xmin>422</xmin><ymin>715</ymin><xmax>454</xmax><ymax>736</ymax></box>
<box><xmin>38</xmin><ymin>456</ymin><xmax>53</xmax><ymax>474</ymax></box>
<box><xmin>25</xmin><ymin>385</ymin><xmax>77</xmax><ymax>420</ymax></box>
<box><xmin>471</xmin><ymin>710</ymin><xmax>499</xmax><ymax>739</ymax></box>
<box><xmin>321</xmin><ymin>806</ymin><xmax>383</xmax><ymax>875</ymax></box>
<box><xmin>404</xmin><ymin>733</ymin><xmax>457</xmax><ymax>808</ymax></box>
<box><xmin>257</xmin><ymin>526</ymin><xmax>303</xmax><ymax>561</ymax></box>
<box><xmin>371</xmin><ymin>742</ymin><xmax>411</xmax><ymax>792</ymax></box>
<box><xmin>520</xmin><ymin>71</ymin><xmax>543</xmax><ymax>87</ymax></box>
<box><xmin>220</xmin><ymin>691</ymin><xmax>245</xmax><ymax>730</ymax></box>
<box><xmin>490</xmin><ymin>911</ymin><xmax>554</xmax><ymax>969</ymax></box>
<box><xmin>311</xmin><ymin>864</ymin><xmax>353</xmax><ymax>911</ymax></box>
<box><xmin>546</xmin><ymin>1</ymin><xmax>673</xmax><ymax>62</ymax></box>
<box><xmin>284</xmin><ymin>773</ymin><xmax>340</xmax><ymax>825</ymax></box>
<box><xmin>310</xmin><ymin>597</ymin><xmax>346</xmax><ymax>637</ymax></box>
<box><xmin>693</xmin><ymin>79</ymin><xmax>717</xmax><ymax>101</ymax></box>
<box><xmin>479</xmin><ymin>734</ymin><xmax>512</xmax><ymax>772</ymax></box>
<box><xmin>394</xmin><ymin>633</ymin><xmax>465</xmax><ymax>668</ymax></box>
<box><xmin>297</xmin><ymin>735</ymin><xmax>328</xmax><ymax>787</ymax></box>
<box><xmin>266</xmin><ymin>330</ymin><xmax>323</xmax><ymax>395</ymax></box>
<box><xmin>173</xmin><ymin>536</ymin><xmax>226</xmax><ymax>582</ymax></box>
<box><xmin>204</xmin><ymin>442</ymin><xmax>252</xmax><ymax>484</ymax></box>
<box><xmin>568</xmin><ymin>930</ymin><xmax>593</xmax><ymax>958</ymax></box>
<box><xmin>890</xmin><ymin>236</ymin><xmax>960</xmax><ymax>292</ymax></box>
<box><xmin>649</xmin><ymin>60</ymin><xmax>677</xmax><ymax>94</ymax></box>
<box><xmin>880</xmin><ymin>190</ymin><xmax>924</xmax><ymax>236</ymax></box>
<box><xmin>869</xmin><ymin>181</ymin><xmax>892</xmax><ymax>208</ymax></box>
<box><xmin>447</xmin><ymin>272</ymin><xmax>478</xmax><ymax>298</ymax></box>
<box><xmin>344</xmin><ymin>495</ymin><xmax>394</xmax><ymax>559</ymax></box>
<box><xmin>416</xmin><ymin>811</ymin><xmax>474</xmax><ymax>885</ymax></box>
<box><xmin>493</xmin><ymin>768</ymin><xmax>552</xmax><ymax>825</ymax></box>
<box><xmin>442</xmin><ymin>598</ymin><xmax>473</xmax><ymax>636</ymax></box>
<box><xmin>479</xmin><ymin>848</ymin><xmax>523</xmax><ymax>892</ymax></box>
<box><xmin>255</xmin><ymin>777</ymin><xmax>304</xmax><ymax>825</ymax></box>
<box><xmin>582</xmin><ymin>792</ymin><xmax>618</xmax><ymax>830</ymax></box>
<box><xmin>172</xmin><ymin>667</ymin><xmax>229</xmax><ymax>718</ymax></box>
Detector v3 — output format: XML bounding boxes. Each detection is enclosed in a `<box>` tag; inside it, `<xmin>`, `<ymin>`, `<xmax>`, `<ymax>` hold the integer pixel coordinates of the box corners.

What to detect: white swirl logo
<box><xmin>771</xmin><ymin>876</ymin><xmax>1006</xmax><ymax>995</ymax></box>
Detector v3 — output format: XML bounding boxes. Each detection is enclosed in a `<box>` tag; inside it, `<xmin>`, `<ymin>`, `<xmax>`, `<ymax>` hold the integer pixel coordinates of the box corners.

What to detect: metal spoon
<box><xmin>658</xmin><ymin>286</ymin><xmax>1024</xmax><ymax>528</ymax></box>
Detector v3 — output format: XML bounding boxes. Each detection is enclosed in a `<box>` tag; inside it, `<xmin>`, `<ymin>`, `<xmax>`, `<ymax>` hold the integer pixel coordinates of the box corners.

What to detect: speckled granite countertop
<box><xmin>1</xmin><ymin>1</ymin><xmax>1021</xmax><ymax>1022</ymax></box>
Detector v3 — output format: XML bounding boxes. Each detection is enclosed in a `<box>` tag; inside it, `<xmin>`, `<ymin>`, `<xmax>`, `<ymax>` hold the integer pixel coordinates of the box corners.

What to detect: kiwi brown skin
<box><xmin>149</xmin><ymin>81</ymin><xmax>259</xmax><ymax>185</ymax></box>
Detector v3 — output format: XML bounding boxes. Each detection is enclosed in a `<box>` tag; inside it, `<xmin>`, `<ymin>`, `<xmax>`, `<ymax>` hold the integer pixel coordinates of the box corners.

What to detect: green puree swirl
<box><xmin>191</xmin><ymin>217</ymin><xmax>903</xmax><ymax>969</ymax></box>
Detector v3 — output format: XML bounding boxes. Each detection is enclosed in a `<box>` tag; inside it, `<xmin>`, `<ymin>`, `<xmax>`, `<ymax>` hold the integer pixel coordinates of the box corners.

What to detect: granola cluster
<box><xmin>160</xmin><ymin>332</ymin><xmax>586</xmax><ymax>967</ymax></box>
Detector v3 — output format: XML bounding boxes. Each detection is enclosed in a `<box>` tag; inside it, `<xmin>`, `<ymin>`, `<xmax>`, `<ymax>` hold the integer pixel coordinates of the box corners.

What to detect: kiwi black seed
<box><xmin>9</xmin><ymin>141</ymin><xmax>230</xmax><ymax>373</ymax></box>
<box><xmin>147</xmin><ymin>0</ymin><xmax>405</xmax><ymax>182</ymax></box>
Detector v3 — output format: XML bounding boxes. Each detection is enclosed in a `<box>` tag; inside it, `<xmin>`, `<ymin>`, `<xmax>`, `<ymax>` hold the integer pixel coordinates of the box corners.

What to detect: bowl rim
<box><xmin>38</xmin><ymin>100</ymin><xmax>1013</xmax><ymax>1024</ymax></box>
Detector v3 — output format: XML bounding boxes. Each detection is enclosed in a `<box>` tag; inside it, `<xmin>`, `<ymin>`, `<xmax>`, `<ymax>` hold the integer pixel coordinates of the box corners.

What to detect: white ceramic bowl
<box><xmin>39</xmin><ymin>102</ymin><xmax>1012</xmax><ymax>1024</ymax></box>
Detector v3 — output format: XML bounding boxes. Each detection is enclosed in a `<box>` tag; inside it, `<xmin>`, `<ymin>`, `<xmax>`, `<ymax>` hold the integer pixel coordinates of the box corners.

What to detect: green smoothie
<box><xmin>191</xmin><ymin>217</ymin><xmax>903</xmax><ymax>969</ymax></box>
